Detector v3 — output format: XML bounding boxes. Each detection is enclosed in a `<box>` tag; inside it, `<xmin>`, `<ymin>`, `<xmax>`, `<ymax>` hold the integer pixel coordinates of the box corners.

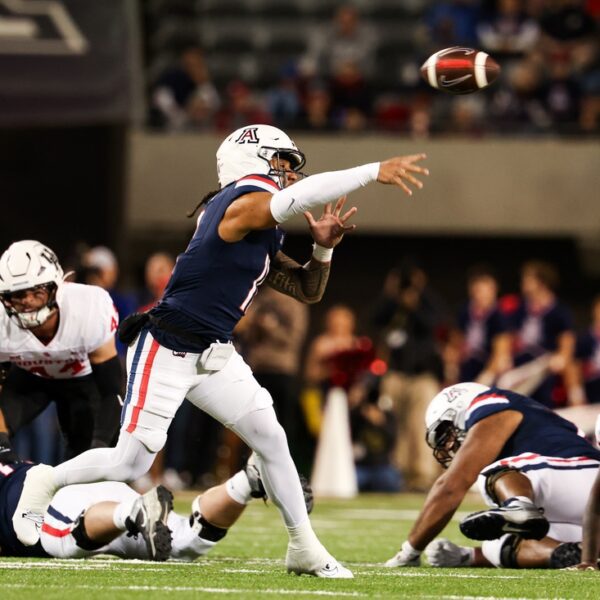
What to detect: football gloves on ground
<box><xmin>425</xmin><ymin>538</ymin><xmax>475</xmax><ymax>567</ymax></box>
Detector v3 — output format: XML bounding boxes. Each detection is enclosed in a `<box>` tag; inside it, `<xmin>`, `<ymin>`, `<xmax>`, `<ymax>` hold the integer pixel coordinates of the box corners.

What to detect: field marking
<box><xmin>323</xmin><ymin>509</ymin><xmax>476</xmax><ymax>522</ymax></box>
<box><xmin>1</xmin><ymin>583</ymin><xmax>364</xmax><ymax>596</ymax></box>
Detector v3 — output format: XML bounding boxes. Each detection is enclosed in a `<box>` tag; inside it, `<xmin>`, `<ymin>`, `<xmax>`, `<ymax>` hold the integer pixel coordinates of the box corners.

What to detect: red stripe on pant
<box><xmin>126</xmin><ymin>339</ymin><xmax>160</xmax><ymax>433</ymax></box>
<box><xmin>41</xmin><ymin>522</ymin><xmax>72</xmax><ymax>538</ymax></box>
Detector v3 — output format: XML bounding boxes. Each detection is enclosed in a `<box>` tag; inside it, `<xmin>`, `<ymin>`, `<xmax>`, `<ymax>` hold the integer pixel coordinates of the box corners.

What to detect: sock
<box><xmin>287</xmin><ymin>518</ymin><xmax>322</xmax><ymax>549</ymax></box>
<box><xmin>503</xmin><ymin>495</ymin><xmax>534</xmax><ymax>506</ymax></box>
<box><xmin>112</xmin><ymin>497</ymin><xmax>138</xmax><ymax>530</ymax></box>
<box><xmin>225</xmin><ymin>470</ymin><xmax>253</xmax><ymax>505</ymax></box>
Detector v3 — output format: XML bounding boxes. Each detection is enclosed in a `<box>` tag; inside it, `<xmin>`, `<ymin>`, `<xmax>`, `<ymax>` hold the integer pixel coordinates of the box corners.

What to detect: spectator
<box><xmin>448</xmin><ymin>265</ymin><xmax>512</xmax><ymax>386</ymax></box>
<box><xmin>302</xmin><ymin>4</ymin><xmax>376</xmax><ymax>81</ymax></box>
<box><xmin>348</xmin><ymin>374</ymin><xmax>403</xmax><ymax>493</ymax></box>
<box><xmin>303</xmin><ymin>305</ymin><xmax>363</xmax><ymax>438</ymax></box>
<box><xmin>425</xmin><ymin>0</ymin><xmax>481</xmax><ymax>50</ymax></box>
<box><xmin>477</xmin><ymin>0</ymin><xmax>540</xmax><ymax>61</ymax></box>
<box><xmin>488</xmin><ymin>60</ymin><xmax>551</xmax><ymax>134</ymax></box>
<box><xmin>215</xmin><ymin>80</ymin><xmax>271</xmax><ymax>132</ymax></box>
<box><xmin>150</xmin><ymin>44</ymin><xmax>220</xmax><ymax>131</ymax></box>
<box><xmin>295</xmin><ymin>83</ymin><xmax>336</xmax><ymax>131</ymax></box>
<box><xmin>266</xmin><ymin>63</ymin><xmax>302</xmax><ymax>129</ymax></box>
<box><xmin>509</xmin><ymin>260</ymin><xmax>580</xmax><ymax>407</ymax></box>
<box><xmin>575</xmin><ymin>295</ymin><xmax>600</xmax><ymax>403</ymax></box>
<box><xmin>137</xmin><ymin>252</ymin><xmax>175</xmax><ymax>313</ymax></box>
<box><xmin>237</xmin><ymin>286</ymin><xmax>309</xmax><ymax>462</ymax></box>
<box><xmin>81</xmin><ymin>246</ymin><xmax>137</xmax><ymax>358</ymax></box>
<box><xmin>540</xmin><ymin>57</ymin><xmax>583</xmax><ymax>133</ymax></box>
<box><xmin>330</xmin><ymin>60</ymin><xmax>373</xmax><ymax>130</ymax></box>
<box><xmin>371</xmin><ymin>259</ymin><xmax>446</xmax><ymax>491</ymax></box>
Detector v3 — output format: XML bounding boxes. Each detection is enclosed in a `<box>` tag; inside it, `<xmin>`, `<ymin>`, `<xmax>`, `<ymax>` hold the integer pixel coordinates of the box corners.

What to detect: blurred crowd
<box><xmin>146</xmin><ymin>0</ymin><xmax>599</xmax><ymax>136</ymax></box>
<box><xmin>14</xmin><ymin>243</ymin><xmax>600</xmax><ymax>494</ymax></box>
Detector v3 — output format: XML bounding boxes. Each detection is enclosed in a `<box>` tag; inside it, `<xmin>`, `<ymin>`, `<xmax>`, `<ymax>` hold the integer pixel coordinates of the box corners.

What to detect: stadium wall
<box><xmin>127</xmin><ymin>132</ymin><xmax>600</xmax><ymax>237</ymax></box>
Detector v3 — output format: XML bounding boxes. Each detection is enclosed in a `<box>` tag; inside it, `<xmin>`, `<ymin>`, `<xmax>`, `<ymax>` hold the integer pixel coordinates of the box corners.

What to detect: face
<box><xmin>145</xmin><ymin>254</ymin><xmax>175</xmax><ymax>296</ymax></box>
<box><xmin>325</xmin><ymin>307</ymin><xmax>356</xmax><ymax>336</ymax></box>
<box><xmin>469</xmin><ymin>276</ymin><xmax>498</xmax><ymax>308</ymax></box>
<box><xmin>521</xmin><ymin>270</ymin><xmax>542</xmax><ymax>298</ymax></box>
<box><xmin>269</xmin><ymin>156</ymin><xmax>299</xmax><ymax>188</ymax></box>
<box><xmin>2</xmin><ymin>286</ymin><xmax>50</xmax><ymax>313</ymax></box>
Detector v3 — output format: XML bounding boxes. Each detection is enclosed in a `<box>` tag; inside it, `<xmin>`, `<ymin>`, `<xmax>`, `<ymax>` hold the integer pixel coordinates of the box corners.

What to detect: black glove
<box><xmin>0</xmin><ymin>432</ymin><xmax>19</xmax><ymax>464</ymax></box>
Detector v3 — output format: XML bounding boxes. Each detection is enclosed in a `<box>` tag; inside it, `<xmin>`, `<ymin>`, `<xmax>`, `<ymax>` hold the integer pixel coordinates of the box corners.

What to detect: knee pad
<box><xmin>197</xmin><ymin>516</ymin><xmax>228</xmax><ymax>543</ymax></box>
<box><xmin>484</xmin><ymin>467</ymin><xmax>520</xmax><ymax>506</ymax></box>
<box><xmin>71</xmin><ymin>512</ymin><xmax>106</xmax><ymax>551</ymax></box>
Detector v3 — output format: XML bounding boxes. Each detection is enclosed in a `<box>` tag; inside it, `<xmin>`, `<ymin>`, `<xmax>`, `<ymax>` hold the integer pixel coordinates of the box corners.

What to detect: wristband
<box><xmin>312</xmin><ymin>243</ymin><xmax>333</xmax><ymax>263</ymax></box>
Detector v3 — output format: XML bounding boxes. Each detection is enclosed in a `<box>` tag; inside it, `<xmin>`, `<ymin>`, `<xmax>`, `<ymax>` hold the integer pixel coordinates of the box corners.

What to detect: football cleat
<box><xmin>244</xmin><ymin>452</ymin><xmax>314</xmax><ymax>513</ymax></box>
<box><xmin>12</xmin><ymin>464</ymin><xmax>57</xmax><ymax>545</ymax></box>
<box><xmin>550</xmin><ymin>542</ymin><xmax>582</xmax><ymax>569</ymax></box>
<box><xmin>286</xmin><ymin>543</ymin><xmax>353</xmax><ymax>578</ymax></box>
<box><xmin>126</xmin><ymin>485</ymin><xmax>173</xmax><ymax>561</ymax></box>
<box><xmin>460</xmin><ymin>497</ymin><xmax>549</xmax><ymax>541</ymax></box>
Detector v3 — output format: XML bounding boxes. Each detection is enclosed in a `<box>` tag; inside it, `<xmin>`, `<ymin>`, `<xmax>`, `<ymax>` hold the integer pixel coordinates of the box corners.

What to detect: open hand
<box><xmin>304</xmin><ymin>196</ymin><xmax>357</xmax><ymax>249</ymax></box>
<box><xmin>377</xmin><ymin>154</ymin><xmax>429</xmax><ymax>196</ymax></box>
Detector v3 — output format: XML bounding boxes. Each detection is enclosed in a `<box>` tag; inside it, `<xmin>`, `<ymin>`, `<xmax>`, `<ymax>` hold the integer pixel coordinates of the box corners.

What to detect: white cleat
<box><xmin>12</xmin><ymin>464</ymin><xmax>57</xmax><ymax>546</ymax></box>
<box><xmin>286</xmin><ymin>544</ymin><xmax>354</xmax><ymax>578</ymax></box>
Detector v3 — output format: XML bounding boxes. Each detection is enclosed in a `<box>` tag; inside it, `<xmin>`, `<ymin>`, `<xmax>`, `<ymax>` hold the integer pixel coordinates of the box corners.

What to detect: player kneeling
<box><xmin>384</xmin><ymin>383</ymin><xmax>600</xmax><ymax>569</ymax></box>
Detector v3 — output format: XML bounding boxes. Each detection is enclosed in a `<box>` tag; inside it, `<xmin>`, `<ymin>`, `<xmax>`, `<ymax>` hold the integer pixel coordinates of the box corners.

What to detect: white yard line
<box><xmin>1</xmin><ymin>583</ymin><xmax>364</xmax><ymax>597</ymax></box>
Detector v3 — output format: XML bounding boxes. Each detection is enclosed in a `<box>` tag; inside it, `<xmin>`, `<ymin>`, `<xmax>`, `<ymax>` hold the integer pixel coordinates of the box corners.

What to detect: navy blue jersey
<box><xmin>0</xmin><ymin>462</ymin><xmax>48</xmax><ymax>557</ymax></box>
<box><xmin>149</xmin><ymin>175</ymin><xmax>285</xmax><ymax>353</ymax></box>
<box><xmin>458</xmin><ymin>303</ymin><xmax>509</xmax><ymax>381</ymax></box>
<box><xmin>465</xmin><ymin>387</ymin><xmax>600</xmax><ymax>469</ymax></box>
<box><xmin>577</xmin><ymin>329</ymin><xmax>600</xmax><ymax>403</ymax></box>
<box><xmin>512</xmin><ymin>300</ymin><xmax>573</xmax><ymax>360</ymax></box>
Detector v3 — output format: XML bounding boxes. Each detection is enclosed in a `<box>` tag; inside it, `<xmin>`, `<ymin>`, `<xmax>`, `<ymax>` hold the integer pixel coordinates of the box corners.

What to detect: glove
<box><xmin>384</xmin><ymin>540</ymin><xmax>422</xmax><ymax>567</ymax></box>
<box><xmin>425</xmin><ymin>538</ymin><xmax>474</xmax><ymax>567</ymax></box>
<box><xmin>0</xmin><ymin>432</ymin><xmax>19</xmax><ymax>464</ymax></box>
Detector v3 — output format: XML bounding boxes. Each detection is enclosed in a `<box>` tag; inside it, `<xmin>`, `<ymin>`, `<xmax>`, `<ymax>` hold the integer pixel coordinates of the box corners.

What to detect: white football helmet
<box><xmin>0</xmin><ymin>240</ymin><xmax>64</xmax><ymax>329</ymax></box>
<box><xmin>425</xmin><ymin>383</ymin><xmax>490</xmax><ymax>468</ymax></box>
<box><xmin>216</xmin><ymin>124</ymin><xmax>306</xmax><ymax>188</ymax></box>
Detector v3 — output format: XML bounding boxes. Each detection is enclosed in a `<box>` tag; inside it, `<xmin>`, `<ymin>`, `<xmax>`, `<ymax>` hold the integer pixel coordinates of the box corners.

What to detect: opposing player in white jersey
<box><xmin>12</xmin><ymin>125</ymin><xmax>428</xmax><ymax>577</ymax></box>
<box><xmin>0</xmin><ymin>241</ymin><xmax>122</xmax><ymax>461</ymax></box>
<box><xmin>385</xmin><ymin>384</ymin><xmax>600</xmax><ymax>569</ymax></box>
<box><xmin>0</xmin><ymin>455</ymin><xmax>305</xmax><ymax>562</ymax></box>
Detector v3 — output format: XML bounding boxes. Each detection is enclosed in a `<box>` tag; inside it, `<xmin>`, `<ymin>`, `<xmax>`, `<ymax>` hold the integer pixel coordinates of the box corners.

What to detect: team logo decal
<box><xmin>444</xmin><ymin>387</ymin><xmax>467</xmax><ymax>403</ymax></box>
<box><xmin>235</xmin><ymin>127</ymin><xmax>259</xmax><ymax>144</ymax></box>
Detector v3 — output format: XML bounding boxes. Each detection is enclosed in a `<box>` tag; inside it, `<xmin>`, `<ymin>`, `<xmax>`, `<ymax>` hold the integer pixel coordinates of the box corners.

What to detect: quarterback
<box><xmin>13</xmin><ymin>124</ymin><xmax>428</xmax><ymax>577</ymax></box>
<box><xmin>0</xmin><ymin>241</ymin><xmax>122</xmax><ymax>460</ymax></box>
<box><xmin>385</xmin><ymin>383</ymin><xmax>600</xmax><ymax>569</ymax></box>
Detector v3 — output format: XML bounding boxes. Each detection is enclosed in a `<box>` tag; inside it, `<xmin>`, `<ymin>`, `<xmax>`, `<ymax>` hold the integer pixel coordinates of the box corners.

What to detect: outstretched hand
<box><xmin>377</xmin><ymin>154</ymin><xmax>429</xmax><ymax>196</ymax></box>
<box><xmin>304</xmin><ymin>196</ymin><xmax>357</xmax><ymax>249</ymax></box>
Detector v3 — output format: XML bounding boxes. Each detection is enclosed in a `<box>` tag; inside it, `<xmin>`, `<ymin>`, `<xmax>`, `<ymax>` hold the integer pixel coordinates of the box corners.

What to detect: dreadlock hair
<box><xmin>187</xmin><ymin>190</ymin><xmax>220</xmax><ymax>218</ymax></box>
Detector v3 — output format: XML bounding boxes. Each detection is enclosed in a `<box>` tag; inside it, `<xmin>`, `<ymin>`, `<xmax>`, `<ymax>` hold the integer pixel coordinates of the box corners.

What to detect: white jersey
<box><xmin>0</xmin><ymin>283</ymin><xmax>118</xmax><ymax>379</ymax></box>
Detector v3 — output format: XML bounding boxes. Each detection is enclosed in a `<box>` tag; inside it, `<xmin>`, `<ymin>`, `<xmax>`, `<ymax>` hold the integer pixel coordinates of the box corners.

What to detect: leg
<box><xmin>187</xmin><ymin>350</ymin><xmax>352</xmax><ymax>578</ymax></box>
<box><xmin>52</xmin><ymin>376</ymin><xmax>97</xmax><ymax>458</ymax></box>
<box><xmin>13</xmin><ymin>331</ymin><xmax>196</xmax><ymax>545</ymax></box>
<box><xmin>461</xmin><ymin>467</ymin><xmax>549</xmax><ymax>540</ymax></box>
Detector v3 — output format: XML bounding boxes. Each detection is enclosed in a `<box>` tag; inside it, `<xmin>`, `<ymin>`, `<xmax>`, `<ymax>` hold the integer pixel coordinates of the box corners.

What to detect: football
<box><xmin>420</xmin><ymin>47</ymin><xmax>500</xmax><ymax>95</ymax></box>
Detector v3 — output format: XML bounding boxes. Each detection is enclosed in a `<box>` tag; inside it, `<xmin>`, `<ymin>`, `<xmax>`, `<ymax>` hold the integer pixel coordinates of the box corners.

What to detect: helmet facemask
<box><xmin>426</xmin><ymin>418</ymin><xmax>466</xmax><ymax>469</ymax></box>
<box><xmin>1</xmin><ymin>282</ymin><xmax>59</xmax><ymax>329</ymax></box>
<box><xmin>257</xmin><ymin>146</ymin><xmax>307</xmax><ymax>189</ymax></box>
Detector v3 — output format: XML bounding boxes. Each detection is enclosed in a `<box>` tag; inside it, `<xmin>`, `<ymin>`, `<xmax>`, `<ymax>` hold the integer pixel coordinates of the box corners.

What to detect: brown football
<box><xmin>420</xmin><ymin>47</ymin><xmax>501</xmax><ymax>95</ymax></box>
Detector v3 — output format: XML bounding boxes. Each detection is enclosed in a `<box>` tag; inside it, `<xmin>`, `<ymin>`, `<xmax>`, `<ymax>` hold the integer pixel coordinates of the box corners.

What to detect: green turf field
<box><xmin>1</xmin><ymin>492</ymin><xmax>596</xmax><ymax>599</ymax></box>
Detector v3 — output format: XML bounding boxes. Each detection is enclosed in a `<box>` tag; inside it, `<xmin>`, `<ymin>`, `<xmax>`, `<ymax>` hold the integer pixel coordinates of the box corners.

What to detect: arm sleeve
<box><xmin>269</xmin><ymin>163</ymin><xmax>379</xmax><ymax>223</ymax></box>
<box><xmin>266</xmin><ymin>251</ymin><xmax>331</xmax><ymax>304</ymax></box>
<box><xmin>91</xmin><ymin>355</ymin><xmax>123</xmax><ymax>446</ymax></box>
